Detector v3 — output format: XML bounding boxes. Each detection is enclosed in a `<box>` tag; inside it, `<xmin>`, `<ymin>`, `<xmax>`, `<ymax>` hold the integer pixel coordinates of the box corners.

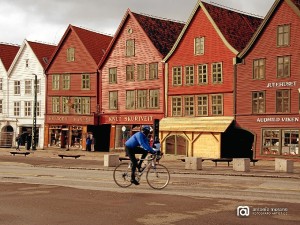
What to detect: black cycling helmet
<box><xmin>142</xmin><ymin>125</ymin><xmax>151</xmax><ymax>135</ymax></box>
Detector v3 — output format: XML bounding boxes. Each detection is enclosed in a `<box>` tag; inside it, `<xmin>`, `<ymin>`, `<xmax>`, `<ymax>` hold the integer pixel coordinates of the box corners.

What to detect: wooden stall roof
<box><xmin>159</xmin><ymin>117</ymin><xmax>234</xmax><ymax>132</ymax></box>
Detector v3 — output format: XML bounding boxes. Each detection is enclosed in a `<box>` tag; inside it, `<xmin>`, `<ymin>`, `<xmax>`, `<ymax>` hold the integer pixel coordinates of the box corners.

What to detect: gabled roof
<box><xmin>0</xmin><ymin>43</ymin><xmax>20</xmax><ymax>71</ymax></box>
<box><xmin>45</xmin><ymin>24</ymin><xmax>113</xmax><ymax>72</ymax></box>
<box><xmin>27</xmin><ymin>41</ymin><xmax>56</xmax><ymax>69</ymax></box>
<box><xmin>238</xmin><ymin>0</ymin><xmax>300</xmax><ymax>58</ymax></box>
<box><xmin>98</xmin><ymin>9</ymin><xmax>185</xmax><ymax>69</ymax></box>
<box><xmin>7</xmin><ymin>40</ymin><xmax>56</xmax><ymax>76</ymax></box>
<box><xmin>164</xmin><ymin>0</ymin><xmax>263</xmax><ymax>61</ymax></box>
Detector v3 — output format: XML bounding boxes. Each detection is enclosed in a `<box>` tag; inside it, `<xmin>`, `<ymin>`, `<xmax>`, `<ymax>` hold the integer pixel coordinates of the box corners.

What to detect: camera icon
<box><xmin>237</xmin><ymin>206</ymin><xmax>250</xmax><ymax>217</ymax></box>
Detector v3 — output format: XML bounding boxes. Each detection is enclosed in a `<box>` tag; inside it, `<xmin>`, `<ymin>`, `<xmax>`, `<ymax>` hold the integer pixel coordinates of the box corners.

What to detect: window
<box><xmin>212</xmin><ymin>63</ymin><xmax>222</xmax><ymax>84</ymax></box>
<box><xmin>172</xmin><ymin>97</ymin><xmax>182</xmax><ymax>116</ymax></box>
<box><xmin>149</xmin><ymin>89</ymin><xmax>159</xmax><ymax>108</ymax></box>
<box><xmin>253</xmin><ymin>59</ymin><xmax>265</xmax><ymax>79</ymax></box>
<box><xmin>0</xmin><ymin>78</ymin><xmax>2</xmax><ymax>91</ymax></box>
<box><xmin>0</xmin><ymin>99</ymin><xmax>2</xmax><ymax>113</ymax></box>
<box><xmin>24</xmin><ymin>101</ymin><xmax>32</xmax><ymax>117</ymax></box>
<box><xmin>52</xmin><ymin>75</ymin><xmax>60</xmax><ymax>90</ymax></box>
<box><xmin>262</xmin><ymin>129</ymin><xmax>299</xmax><ymax>156</ymax></box>
<box><xmin>14</xmin><ymin>81</ymin><xmax>20</xmax><ymax>95</ymax></box>
<box><xmin>62</xmin><ymin>97</ymin><xmax>70</xmax><ymax>114</ymax></box>
<box><xmin>126</xmin><ymin>90</ymin><xmax>135</xmax><ymax>109</ymax></box>
<box><xmin>81</xmin><ymin>97</ymin><xmax>90</xmax><ymax>114</ymax></box>
<box><xmin>252</xmin><ymin>91</ymin><xmax>265</xmax><ymax>114</ymax></box>
<box><xmin>198</xmin><ymin>64</ymin><xmax>208</xmax><ymax>85</ymax></box>
<box><xmin>126</xmin><ymin>39</ymin><xmax>135</xmax><ymax>57</ymax></box>
<box><xmin>185</xmin><ymin>66</ymin><xmax>194</xmax><ymax>85</ymax></box>
<box><xmin>14</xmin><ymin>102</ymin><xmax>20</xmax><ymax>116</ymax></box>
<box><xmin>25</xmin><ymin>59</ymin><xmax>29</xmax><ymax>68</ymax></box>
<box><xmin>184</xmin><ymin>96</ymin><xmax>194</xmax><ymax>116</ymax></box>
<box><xmin>36</xmin><ymin>79</ymin><xmax>41</xmax><ymax>94</ymax></box>
<box><xmin>126</xmin><ymin>65</ymin><xmax>134</xmax><ymax>81</ymax></box>
<box><xmin>277</xmin><ymin>56</ymin><xmax>290</xmax><ymax>78</ymax></box>
<box><xmin>74</xmin><ymin>97</ymin><xmax>81</xmax><ymax>114</ymax></box>
<box><xmin>211</xmin><ymin>94</ymin><xmax>223</xmax><ymax>115</ymax></box>
<box><xmin>276</xmin><ymin>89</ymin><xmax>290</xmax><ymax>113</ymax></box>
<box><xmin>109</xmin><ymin>91</ymin><xmax>118</xmax><ymax>110</ymax></box>
<box><xmin>67</xmin><ymin>47</ymin><xmax>75</xmax><ymax>62</ymax></box>
<box><xmin>194</xmin><ymin>37</ymin><xmax>205</xmax><ymax>55</ymax></box>
<box><xmin>149</xmin><ymin>63</ymin><xmax>158</xmax><ymax>79</ymax></box>
<box><xmin>137</xmin><ymin>64</ymin><xmax>146</xmax><ymax>80</ymax></box>
<box><xmin>62</xmin><ymin>74</ymin><xmax>70</xmax><ymax>90</ymax></box>
<box><xmin>25</xmin><ymin>80</ymin><xmax>32</xmax><ymax>94</ymax></box>
<box><xmin>137</xmin><ymin>90</ymin><xmax>147</xmax><ymax>109</ymax></box>
<box><xmin>277</xmin><ymin>24</ymin><xmax>290</xmax><ymax>47</ymax></box>
<box><xmin>197</xmin><ymin>95</ymin><xmax>208</xmax><ymax>116</ymax></box>
<box><xmin>109</xmin><ymin>68</ymin><xmax>117</xmax><ymax>84</ymax></box>
<box><xmin>52</xmin><ymin>97</ymin><xmax>60</xmax><ymax>113</ymax></box>
<box><xmin>172</xmin><ymin>67</ymin><xmax>182</xmax><ymax>86</ymax></box>
<box><xmin>82</xmin><ymin>74</ymin><xmax>90</xmax><ymax>90</ymax></box>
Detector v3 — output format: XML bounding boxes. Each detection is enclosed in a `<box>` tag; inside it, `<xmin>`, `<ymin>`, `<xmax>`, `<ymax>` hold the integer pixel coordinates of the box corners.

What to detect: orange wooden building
<box><xmin>44</xmin><ymin>25</ymin><xmax>112</xmax><ymax>151</ymax></box>
<box><xmin>161</xmin><ymin>1</ymin><xmax>262</xmax><ymax>157</ymax></box>
<box><xmin>236</xmin><ymin>0</ymin><xmax>300</xmax><ymax>159</ymax></box>
<box><xmin>98</xmin><ymin>9</ymin><xmax>184</xmax><ymax>151</ymax></box>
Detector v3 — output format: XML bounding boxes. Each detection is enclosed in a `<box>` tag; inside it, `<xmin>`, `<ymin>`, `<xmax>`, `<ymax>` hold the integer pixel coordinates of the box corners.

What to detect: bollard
<box><xmin>275</xmin><ymin>158</ymin><xmax>294</xmax><ymax>173</ymax></box>
<box><xmin>233</xmin><ymin>158</ymin><xmax>250</xmax><ymax>172</ymax></box>
<box><xmin>104</xmin><ymin>154</ymin><xmax>119</xmax><ymax>167</ymax></box>
<box><xmin>185</xmin><ymin>157</ymin><xmax>202</xmax><ymax>170</ymax></box>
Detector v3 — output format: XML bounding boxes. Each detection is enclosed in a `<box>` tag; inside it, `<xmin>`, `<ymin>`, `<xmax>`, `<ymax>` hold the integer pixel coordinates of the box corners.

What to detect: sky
<box><xmin>0</xmin><ymin>0</ymin><xmax>276</xmax><ymax>46</ymax></box>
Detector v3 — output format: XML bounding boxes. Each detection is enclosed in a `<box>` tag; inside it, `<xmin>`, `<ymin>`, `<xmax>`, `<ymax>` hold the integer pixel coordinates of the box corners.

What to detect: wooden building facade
<box><xmin>236</xmin><ymin>0</ymin><xmax>300</xmax><ymax>159</ymax></box>
<box><xmin>161</xmin><ymin>1</ymin><xmax>262</xmax><ymax>157</ymax></box>
<box><xmin>44</xmin><ymin>25</ymin><xmax>112</xmax><ymax>151</ymax></box>
<box><xmin>98</xmin><ymin>10</ymin><xmax>184</xmax><ymax>151</ymax></box>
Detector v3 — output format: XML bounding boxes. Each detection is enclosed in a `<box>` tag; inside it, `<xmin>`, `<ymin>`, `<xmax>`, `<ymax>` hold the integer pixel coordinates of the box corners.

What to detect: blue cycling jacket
<box><xmin>125</xmin><ymin>132</ymin><xmax>153</xmax><ymax>152</ymax></box>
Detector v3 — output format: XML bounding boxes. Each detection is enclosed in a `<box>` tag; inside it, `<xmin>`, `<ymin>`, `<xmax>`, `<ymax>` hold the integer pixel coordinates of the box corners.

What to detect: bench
<box><xmin>10</xmin><ymin>151</ymin><xmax>30</xmax><ymax>157</ymax></box>
<box><xmin>211</xmin><ymin>158</ymin><xmax>233</xmax><ymax>166</ymax></box>
<box><xmin>250</xmin><ymin>159</ymin><xmax>259</xmax><ymax>166</ymax></box>
<box><xmin>58</xmin><ymin>154</ymin><xmax>82</xmax><ymax>159</ymax></box>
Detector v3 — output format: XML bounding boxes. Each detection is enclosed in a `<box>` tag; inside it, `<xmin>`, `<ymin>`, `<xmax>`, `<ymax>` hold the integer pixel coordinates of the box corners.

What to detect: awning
<box><xmin>159</xmin><ymin>116</ymin><xmax>234</xmax><ymax>132</ymax></box>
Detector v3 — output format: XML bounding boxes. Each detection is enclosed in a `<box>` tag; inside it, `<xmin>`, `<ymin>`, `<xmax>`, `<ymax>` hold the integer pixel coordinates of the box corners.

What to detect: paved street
<box><xmin>0</xmin><ymin>148</ymin><xmax>299</xmax><ymax>225</ymax></box>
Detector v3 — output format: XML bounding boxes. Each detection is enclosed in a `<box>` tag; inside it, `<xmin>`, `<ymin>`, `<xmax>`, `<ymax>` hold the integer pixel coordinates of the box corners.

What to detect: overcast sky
<box><xmin>0</xmin><ymin>0</ymin><xmax>276</xmax><ymax>45</ymax></box>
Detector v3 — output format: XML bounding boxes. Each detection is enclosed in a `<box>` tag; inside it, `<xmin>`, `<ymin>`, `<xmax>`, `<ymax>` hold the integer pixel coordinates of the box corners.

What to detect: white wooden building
<box><xmin>5</xmin><ymin>40</ymin><xmax>56</xmax><ymax>149</ymax></box>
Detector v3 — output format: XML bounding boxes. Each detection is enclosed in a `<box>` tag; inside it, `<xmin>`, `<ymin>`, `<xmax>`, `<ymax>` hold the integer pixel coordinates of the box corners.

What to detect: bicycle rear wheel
<box><xmin>146</xmin><ymin>164</ymin><xmax>170</xmax><ymax>190</ymax></box>
<box><xmin>113</xmin><ymin>163</ymin><xmax>132</xmax><ymax>188</ymax></box>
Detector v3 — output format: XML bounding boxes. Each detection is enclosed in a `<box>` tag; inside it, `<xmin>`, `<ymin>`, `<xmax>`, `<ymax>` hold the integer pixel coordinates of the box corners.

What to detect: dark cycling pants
<box><xmin>125</xmin><ymin>146</ymin><xmax>148</xmax><ymax>180</ymax></box>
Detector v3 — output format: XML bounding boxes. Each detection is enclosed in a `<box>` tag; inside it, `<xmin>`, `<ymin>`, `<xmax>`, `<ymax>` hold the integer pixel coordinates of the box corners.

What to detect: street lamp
<box><xmin>32</xmin><ymin>73</ymin><xmax>38</xmax><ymax>150</ymax></box>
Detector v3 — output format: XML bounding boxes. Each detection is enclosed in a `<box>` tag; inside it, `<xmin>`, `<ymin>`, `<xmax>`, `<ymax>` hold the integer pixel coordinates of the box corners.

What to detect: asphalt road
<box><xmin>1</xmin><ymin>160</ymin><xmax>300</xmax><ymax>225</ymax></box>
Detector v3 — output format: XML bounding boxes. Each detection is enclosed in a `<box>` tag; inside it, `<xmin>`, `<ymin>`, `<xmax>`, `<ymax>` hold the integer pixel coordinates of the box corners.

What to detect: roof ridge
<box><xmin>26</xmin><ymin>40</ymin><xmax>57</xmax><ymax>46</ymax></box>
<box><xmin>208</xmin><ymin>1</ymin><xmax>264</xmax><ymax>18</ymax></box>
<box><xmin>71</xmin><ymin>24</ymin><xmax>113</xmax><ymax>37</ymax></box>
<box><xmin>132</xmin><ymin>11</ymin><xmax>185</xmax><ymax>24</ymax></box>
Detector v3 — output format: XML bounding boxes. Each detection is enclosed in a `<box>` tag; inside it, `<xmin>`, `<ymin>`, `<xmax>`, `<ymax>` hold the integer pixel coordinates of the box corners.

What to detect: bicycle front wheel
<box><xmin>113</xmin><ymin>163</ymin><xmax>132</xmax><ymax>188</ymax></box>
<box><xmin>146</xmin><ymin>164</ymin><xmax>170</xmax><ymax>190</ymax></box>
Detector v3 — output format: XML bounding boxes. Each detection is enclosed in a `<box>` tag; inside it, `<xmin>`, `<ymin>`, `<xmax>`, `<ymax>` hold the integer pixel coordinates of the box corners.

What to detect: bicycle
<box><xmin>113</xmin><ymin>152</ymin><xmax>170</xmax><ymax>190</ymax></box>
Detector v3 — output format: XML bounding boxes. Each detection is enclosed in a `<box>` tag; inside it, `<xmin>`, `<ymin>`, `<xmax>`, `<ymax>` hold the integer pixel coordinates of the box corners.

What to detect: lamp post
<box><xmin>32</xmin><ymin>73</ymin><xmax>37</xmax><ymax>150</ymax></box>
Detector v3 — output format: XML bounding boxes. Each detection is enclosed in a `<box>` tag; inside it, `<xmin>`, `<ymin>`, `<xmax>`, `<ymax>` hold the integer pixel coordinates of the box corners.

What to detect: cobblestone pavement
<box><xmin>0</xmin><ymin>147</ymin><xmax>299</xmax><ymax>179</ymax></box>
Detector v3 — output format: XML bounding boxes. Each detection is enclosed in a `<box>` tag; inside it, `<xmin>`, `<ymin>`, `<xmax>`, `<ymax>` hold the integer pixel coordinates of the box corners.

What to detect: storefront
<box><xmin>100</xmin><ymin>114</ymin><xmax>162</xmax><ymax>151</ymax></box>
<box><xmin>159</xmin><ymin>117</ymin><xmax>235</xmax><ymax>158</ymax></box>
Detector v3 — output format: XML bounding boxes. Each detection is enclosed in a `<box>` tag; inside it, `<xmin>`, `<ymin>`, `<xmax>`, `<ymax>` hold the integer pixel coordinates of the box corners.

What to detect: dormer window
<box><xmin>67</xmin><ymin>47</ymin><xmax>75</xmax><ymax>62</ymax></box>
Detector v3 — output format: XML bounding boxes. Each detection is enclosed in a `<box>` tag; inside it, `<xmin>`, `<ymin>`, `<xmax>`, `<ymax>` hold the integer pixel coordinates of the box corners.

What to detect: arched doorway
<box><xmin>165</xmin><ymin>135</ymin><xmax>188</xmax><ymax>155</ymax></box>
<box><xmin>0</xmin><ymin>125</ymin><xmax>14</xmax><ymax>148</ymax></box>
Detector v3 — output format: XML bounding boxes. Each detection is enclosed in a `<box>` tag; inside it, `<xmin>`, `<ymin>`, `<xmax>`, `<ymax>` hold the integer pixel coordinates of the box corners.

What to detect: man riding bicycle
<box><xmin>125</xmin><ymin>125</ymin><xmax>159</xmax><ymax>185</ymax></box>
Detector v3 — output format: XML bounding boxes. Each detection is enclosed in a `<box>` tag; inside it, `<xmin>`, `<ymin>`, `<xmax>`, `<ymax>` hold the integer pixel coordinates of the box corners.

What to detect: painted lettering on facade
<box><xmin>267</xmin><ymin>81</ymin><xmax>296</xmax><ymax>88</ymax></box>
<box><xmin>257</xmin><ymin>117</ymin><xmax>299</xmax><ymax>123</ymax></box>
<box><xmin>107</xmin><ymin>115</ymin><xmax>153</xmax><ymax>123</ymax></box>
<box><xmin>48</xmin><ymin>116</ymin><xmax>92</xmax><ymax>123</ymax></box>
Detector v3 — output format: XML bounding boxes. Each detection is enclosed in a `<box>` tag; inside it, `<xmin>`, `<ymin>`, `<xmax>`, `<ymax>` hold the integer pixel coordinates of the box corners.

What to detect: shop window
<box><xmin>262</xmin><ymin>129</ymin><xmax>299</xmax><ymax>156</ymax></box>
<box><xmin>165</xmin><ymin>135</ymin><xmax>187</xmax><ymax>155</ymax></box>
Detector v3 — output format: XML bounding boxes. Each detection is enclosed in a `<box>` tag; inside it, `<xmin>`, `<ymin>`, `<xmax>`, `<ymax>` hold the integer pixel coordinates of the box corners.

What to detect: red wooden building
<box><xmin>236</xmin><ymin>0</ymin><xmax>300</xmax><ymax>159</ymax></box>
<box><xmin>161</xmin><ymin>1</ymin><xmax>262</xmax><ymax>157</ymax></box>
<box><xmin>44</xmin><ymin>25</ymin><xmax>112</xmax><ymax>151</ymax></box>
<box><xmin>98</xmin><ymin>9</ymin><xmax>184</xmax><ymax>151</ymax></box>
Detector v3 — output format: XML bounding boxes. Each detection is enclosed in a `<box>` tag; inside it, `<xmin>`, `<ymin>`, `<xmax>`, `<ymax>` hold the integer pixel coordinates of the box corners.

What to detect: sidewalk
<box><xmin>1</xmin><ymin>147</ymin><xmax>299</xmax><ymax>179</ymax></box>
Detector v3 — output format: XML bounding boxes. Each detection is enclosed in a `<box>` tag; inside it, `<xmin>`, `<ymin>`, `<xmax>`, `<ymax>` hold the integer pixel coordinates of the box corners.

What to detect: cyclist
<box><xmin>125</xmin><ymin>125</ymin><xmax>158</xmax><ymax>185</ymax></box>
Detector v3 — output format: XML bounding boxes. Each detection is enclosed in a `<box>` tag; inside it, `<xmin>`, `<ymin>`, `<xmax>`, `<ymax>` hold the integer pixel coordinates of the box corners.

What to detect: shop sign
<box><xmin>47</xmin><ymin>115</ymin><xmax>93</xmax><ymax>124</ymax></box>
<box><xmin>267</xmin><ymin>81</ymin><xmax>296</xmax><ymax>88</ymax></box>
<box><xmin>107</xmin><ymin>115</ymin><xmax>153</xmax><ymax>123</ymax></box>
<box><xmin>257</xmin><ymin>117</ymin><xmax>299</xmax><ymax>123</ymax></box>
